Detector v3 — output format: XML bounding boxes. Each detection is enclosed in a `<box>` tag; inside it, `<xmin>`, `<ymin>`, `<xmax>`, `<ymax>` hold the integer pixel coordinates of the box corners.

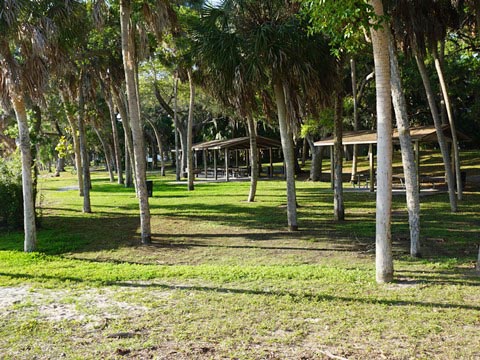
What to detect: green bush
<box><xmin>0</xmin><ymin>154</ymin><xmax>23</xmax><ymax>229</ymax></box>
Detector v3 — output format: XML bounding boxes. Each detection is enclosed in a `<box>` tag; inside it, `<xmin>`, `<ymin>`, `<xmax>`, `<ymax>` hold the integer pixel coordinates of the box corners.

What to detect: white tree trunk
<box><xmin>414</xmin><ymin>48</ymin><xmax>457</xmax><ymax>212</ymax></box>
<box><xmin>333</xmin><ymin>90</ymin><xmax>345</xmax><ymax>221</ymax></box>
<box><xmin>350</xmin><ymin>58</ymin><xmax>359</xmax><ymax>182</ymax></box>
<box><xmin>105</xmin><ymin>90</ymin><xmax>124</xmax><ymax>184</ymax></box>
<box><xmin>120</xmin><ymin>0</ymin><xmax>151</xmax><ymax>244</ymax></box>
<box><xmin>246</xmin><ymin>115</ymin><xmax>258</xmax><ymax>202</ymax></box>
<box><xmin>389</xmin><ymin>34</ymin><xmax>421</xmax><ymax>258</ymax></box>
<box><xmin>77</xmin><ymin>81</ymin><xmax>91</xmax><ymax>213</ymax></box>
<box><xmin>370</xmin><ymin>0</ymin><xmax>394</xmax><ymax>283</ymax></box>
<box><xmin>11</xmin><ymin>93</ymin><xmax>37</xmax><ymax>252</ymax></box>
<box><xmin>432</xmin><ymin>47</ymin><xmax>462</xmax><ymax>200</ymax></box>
<box><xmin>273</xmin><ymin>80</ymin><xmax>298</xmax><ymax>231</ymax></box>
<box><xmin>187</xmin><ymin>68</ymin><xmax>195</xmax><ymax>191</ymax></box>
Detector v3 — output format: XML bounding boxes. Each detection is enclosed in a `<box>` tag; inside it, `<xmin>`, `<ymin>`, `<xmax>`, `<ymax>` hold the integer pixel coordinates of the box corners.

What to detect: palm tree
<box><xmin>369</xmin><ymin>0</ymin><xmax>394</xmax><ymax>283</ymax></box>
<box><xmin>193</xmin><ymin>0</ymin><xmax>335</xmax><ymax>229</ymax></box>
<box><xmin>0</xmin><ymin>0</ymin><xmax>85</xmax><ymax>251</ymax></box>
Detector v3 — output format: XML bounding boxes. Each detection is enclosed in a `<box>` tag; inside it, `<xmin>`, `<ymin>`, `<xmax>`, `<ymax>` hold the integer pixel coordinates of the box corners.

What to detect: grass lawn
<box><xmin>0</xmin><ymin>150</ymin><xmax>479</xmax><ymax>359</ymax></box>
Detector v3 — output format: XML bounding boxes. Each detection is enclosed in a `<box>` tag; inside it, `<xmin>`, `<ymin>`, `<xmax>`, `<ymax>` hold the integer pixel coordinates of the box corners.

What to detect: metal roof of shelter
<box><xmin>313</xmin><ymin>125</ymin><xmax>470</xmax><ymax>147</ymax></box>
<box><xmin>193</xmin><ymin>136</ymin><xmax>281</xmax><ymax>151</ymax></box>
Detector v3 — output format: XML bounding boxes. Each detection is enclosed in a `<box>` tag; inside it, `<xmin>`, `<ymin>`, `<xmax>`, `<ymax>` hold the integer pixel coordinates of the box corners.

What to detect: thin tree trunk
<box><xmin>187</xmin><ymin>69</ymin><xmax>195</xmax><ymax>191</ymax></box>
<box><xmin>120</xmin><ymin>0</ymin><xmax>151</xmax><ymax>244</ymax></box>
<box><xmin>333</xmin><ymin>89</ymin><xmax>345</xmax><ymax>221</ymax></box>
<box><xmin>93</xmin><ymin>126</ymin><xmax>115</xmax><ymax>182</ymax></box>
<box><xmin>179</xmin><ymin>126</ymin><xmax>188</xmax><ymax>176</ymax></box>
<box><xmin>306</xmin><ymin>135</ymin><xmax>322</xmax><ymax>181</ymax></box>
<box><xmin>413</xmin><ymin>47</ymin><xmax>457</xmax><ymax>212</ymax></box>
<box><xmin>60</xmin><ymin>91</ymin><xmax>84</xmax><ymax>196</ymax></box>
<box><xmin>11</xmin><ymin>92</ymin><xmax>37</xmax><ymax>252</ymax></box>
<box><xmin>105</xmin><ymin>89</ymin><xmax>124</xmax><ymax>184</ymax></box>
<box><xmin>173</xmin><ymin>76</ymin><xmax>181</xmax><ymax>181</ymax></box>
<box><xmin>432</xmin><ymin>45</ymin><xmax>462</xmax><ymax>200</ymax></box>
<box><xmin>370</xmin><ymin>0</ymin><xmax>393</xmax><ymax>283</ymax></box>
<box><xmin>350</xmin><ymin>58</ymin><xmax>359</xmax><ymax>182</ymax></box>
<box><xmin>124</xmin><ymin>132</ymin><xmax>133</xmax><ymax>187</ymax></box>
<box><xmin>273</xmin><ymin>79</ymin><xmax>298</xmax><ymax>231</ymax></box>
<box><xmin>389</xmin><ymin>33</ymin><xmax>421</xmax><ymax>258</ymax></box>
<box><xmin>77</xmin><ymin>81</ymin><xmax>91</xmax><ymax>213</ymax></box>
<box><xmin>112</xmin><ymin>86</ymin><xmax>136</xmax><ymax>187</ymax></box>
<box><xmin>147</xmin><ymin>119</ymin><xmax>166</xmax><ymax>176</ymax></box>
<box><xmin>246</xmin><ymin>115</ymin><xmax>258</xmax><ymax>202</ymax></box>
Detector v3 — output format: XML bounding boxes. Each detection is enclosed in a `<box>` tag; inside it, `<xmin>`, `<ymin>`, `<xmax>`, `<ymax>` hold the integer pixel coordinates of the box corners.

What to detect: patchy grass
<box><xmin>0</xmin><ymin>151</ymin><xmax>479</xmax><ymax>359</ymax></box>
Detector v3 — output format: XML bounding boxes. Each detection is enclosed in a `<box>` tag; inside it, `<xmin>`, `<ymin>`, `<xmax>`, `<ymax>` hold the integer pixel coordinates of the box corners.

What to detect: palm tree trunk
<box><xmin>350</xmin><ymin>58</ymin><xmax>359</xmax><ymax>182</ymax></box>
<box><xmin>369</xmin><ymin>0</ymin><xmax>393</xmax><ymax>283</ymax></box>
<box><xmin>389</xmin><ymin>34</ymin><xmax>421</xmax><ymax>258</ymax></box>
<box><xmin>173</xmin><ymin>76</ymin><xmax>181</xmax><ymax>181</ymax></box>
<box><xmin>93</xmin><ymin>126</ymin><xmax>115</xmax><ymax>182</ymax></box>
<box><xmin>273</xmin><ymin>79</ymin><xmax>298</xmax><ymax>231</ymax></box>
<box><xmin>187</xmin><ymin>69</ymin><xmax>195</xmax><ymax>191</ymax></box>
<box><xmin>77</xmin><ymin>81</ymin><xmax>91</xmax><ymax>213</ymax></box>
<box><xmin>413</xmin><ymin>47</ymin><xmax>457</xmax><ymax>212</ymax></box>
<box><xmin>124</xmin><ymin>132</ymin><xmax>133</xmax><ymax>187</ymax></box>
<box><xmin>147</xmin><ymin>119</ymin><xmax>166</xmax><ymax>176</ymax></box>
<box><xmin>11</xmin><ymin>92</ymin><xmax>37</xmax><ymax>252</ymax></box>
<box><xmin>333</xmin><ymin>90</ymin><xmax>345</xmax><ymax>221</ymax></box>
<box><xmin>120</xmin><ymin>0</ymin><xmax>151</xmax><ymax>244</ymax></box>
<box><xmin>60</xmin><ymin>91</ymin><xmax>84</xmax><ymax>196</ymax></box>
<box><xmin>112</xmin><ymin>86</ymin><xmax>135</xmax><ymax>187</ymax></box>
<box><xmin>432</xmin><ymin>45</ymin><xmax>462</xmax><ymax>200</ymax></box>
<box><xmin>306</xmin><ymin>136</ymin><xmax>322</xmax><ymax>181</ymax></box>
<box><xmin>105</xmin><ymin>90</ymin><xmax>124</xmax><ymax>185</ymax></box>
<box><xmin>246</xmin><ymin>115</ymin><xmax>258</xmax><ymax>202</ymax></box>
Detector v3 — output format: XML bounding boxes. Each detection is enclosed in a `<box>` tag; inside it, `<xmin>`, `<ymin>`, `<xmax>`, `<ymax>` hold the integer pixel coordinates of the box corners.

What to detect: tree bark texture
<box><xmin>187</xmin><ymin>68</ymin><xmax>195</xmax><ymax>191</ymax></box>
<box><xmin>273</xmin><ymin>80</ymin><xmax>298</xmax><ymax>231</ymax></box>
<box><xmin>414</xmin><ymin>48</ymin><xmax>457</xmax><ymax>212</ymax></box>
<box><xmin>120</xmin><ymin>0</ymin><xmax>151</xmax><ymax>243</ymax></box>
<box><xmin>11</xmin><ymin>93</ymin><xmax>37</xmax><ymax>252</ymax></box>
<box><xmin>77</xmin><ymin>81</ymin><xmax>91</xmax><ymax>213</ymax></box>
<box><xmin>389</xmin><ymin>34</ymin><xmax>421</xmax><ymax>258</ymax></box>
<box><xmin>60</xmin><ymin>91</ymin><xmax>84</xmax><ymax>196</ymax></box>
<box><xmin>306</xmin><ymin>136</ymin><xmax>323</xmax><ymax>181</ymax></box>
<box><xmin>370</xmin><ymin>0</ymin><xmax>394</xmax><ymax>283</ymax></box>
<box><xmin>350</xmin><ymin>58</ymin><xmax>359</xmax><ymax>182</ymax></box>
<box><xmin>105</xmin><ymin>89</ymin><xmax>124</xmax><ymax>184</ymax></box>
<box><xmin>246</xmin><ymin>115</ymin><xmax>258</xmax><ymax>202</ymax></box>
<box><xmin>333</xmin><ymin>90</ymin><xmax>345</xmax><ymax>221</ymax></box>
<box><xmin>432</xmin><ymin>46</ymin><xmax>462</xmax><ymax>200</ymax></box>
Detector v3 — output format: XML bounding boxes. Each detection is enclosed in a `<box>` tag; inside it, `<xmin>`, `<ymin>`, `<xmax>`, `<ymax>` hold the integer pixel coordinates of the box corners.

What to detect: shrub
<box><xmin>0</xmin><ymin>154</ymin><xmax>23</xmax><ymax>229</ymax></box>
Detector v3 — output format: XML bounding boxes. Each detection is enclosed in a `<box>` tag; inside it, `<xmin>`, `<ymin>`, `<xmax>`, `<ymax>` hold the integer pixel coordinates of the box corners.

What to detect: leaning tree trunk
<box><xmin>333</xmin><ymin>89</ymin><xmax>345</xmax><ymax>221</ymax></box>
<box><xmin>120</xmin><ymin>0</ymin><xmax>151</xmax><ymax>244</ymax></box>
<box><xmin>370</xmin><ymin>0</ymin><xmax>394</xmax><ymax>283</ymax></box>
<box><xmin>187</xmin><ymin>68</ymin><xmax>195</xmax><ymax>191</ymax></box>
<box><xmin>350</xmin><ymin>58</ymin><xmax>359</xmax><ymax>182</ymax></box>
<box><xmin>306</xmin><ymin>135</ymin><xmax>323</xmax><ymax>181</ymax></box>
<box><xmin>273</xmin><ymin>79</ymin><xmax>298</xmax><ymax>231</ymax></box>
<box><xmin>112</xmin><ymin>86</ymin><xmax>136</xmax><ymax>187</ymax></box>
<box><xmin>77</xmin><ymin>81</ymin><xmax>91</xmax><ymax>213</ymax></box>
<box><xmin>124</xmin><ymin>132</ymin><xmax>133</xmax><ymax>187</ymax></box>
<box><xmin>147</xmin><ymin>119</ymin><xmax>166</xmax><ymax>176</ymax></box>
<box><xmin>60</xmin><ymin>91</ymin><xmax>84</xmax><ymax>196</ymax></box>
<box><xmin>389</xmin><ymin>33</ymin><xmax>421</xmax><ymax>258</ymax></box>
<box><xmin>105</xmin><ymin>89</ymin><xmax>124</xmax><ymax>185</ymax></box>
<box><xmin>93</xmin><ymin>126</ymin><xmax>115</xmax><ymax>182</ymax></box>
<box><xmin>432</xmin><ymin>45</ymin><xmax>462</xmax><ymax>201</ymax></box>
<box><xmin>246</xmin><ymin>115</ymin><xmax>258</xmax><ymax>202</ymax></box>
<box><xmin>11</xmin><ymin>92</ymin><xmax>37</xmax><ymax>252</ymax></box>
<box><xmin>413</xmin><ymin>46</ymin><xmax>457</xmax><ymax>212</ymax></box>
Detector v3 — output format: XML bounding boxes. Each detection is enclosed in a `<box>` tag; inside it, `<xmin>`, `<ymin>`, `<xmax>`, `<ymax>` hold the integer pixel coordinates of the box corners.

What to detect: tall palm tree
<box><xmin>193</xmin><ymin>0</ymin><xmax>335</xmax><ymax>229</ymax></box>
<box><xmin>369</xmin><ymin>0</ymin><xmax>394</xmax><ymax>283</ymax></box>
<box><xmin>0</xmin><ymin>0</ymin><xmax>85</xmax><ymax>251</ymax></box>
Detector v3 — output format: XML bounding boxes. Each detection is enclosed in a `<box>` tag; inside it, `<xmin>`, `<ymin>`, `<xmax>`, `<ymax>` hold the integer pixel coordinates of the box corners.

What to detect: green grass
<box><xmin>0</xmin><ymin>151</ymin><xmax>479</xmax><ymax>359</ymax></box>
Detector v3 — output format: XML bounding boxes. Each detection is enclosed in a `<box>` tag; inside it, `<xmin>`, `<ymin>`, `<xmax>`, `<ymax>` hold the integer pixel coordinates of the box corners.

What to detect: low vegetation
<box><xmin>0</xmin><ymin>151</ymin><xmax>479</xmax><ymax>359</ymax></box>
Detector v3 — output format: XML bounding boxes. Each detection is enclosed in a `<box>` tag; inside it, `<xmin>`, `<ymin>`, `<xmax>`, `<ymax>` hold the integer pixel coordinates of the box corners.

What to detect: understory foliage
<box><xmin>0</xmin><ymin>154</ymin><xmax>23</xmax><ymax>229</ymax></box>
